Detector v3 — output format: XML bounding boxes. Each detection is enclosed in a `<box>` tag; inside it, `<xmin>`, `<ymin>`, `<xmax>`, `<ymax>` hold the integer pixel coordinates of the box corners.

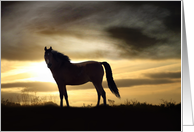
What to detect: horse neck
<box><xmin>50</xmin><ymin>59</ymin><xmax>71</xmax><ymax>72</ymax></box>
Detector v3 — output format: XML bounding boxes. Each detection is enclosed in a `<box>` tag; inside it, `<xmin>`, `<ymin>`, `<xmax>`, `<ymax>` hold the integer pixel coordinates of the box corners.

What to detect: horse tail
<box><xmin>101</xmin><ymin>62</ymin><xmax>120</xmax><ymax>98</ymax></box>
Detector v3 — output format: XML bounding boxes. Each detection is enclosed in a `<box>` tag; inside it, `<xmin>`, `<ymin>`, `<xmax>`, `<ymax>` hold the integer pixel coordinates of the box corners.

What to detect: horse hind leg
<box><xmin>93</xmin><ymin>83</ymin><xmax>107</xmax><ymax>106</ymax></box>
<box><xmin>101</xmin><ymin>89</ymin><xmax>106</xmax><ymax>106</ymax></box>
<box><xmin>96</xmin><ymin>91</ymin><xmax>101</xmax><ymax>106</ymax></box>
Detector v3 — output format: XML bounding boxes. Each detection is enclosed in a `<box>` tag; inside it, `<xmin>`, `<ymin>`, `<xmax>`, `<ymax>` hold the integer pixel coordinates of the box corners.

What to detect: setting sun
<box><xmin>24</xmin><ymin>61</ymin><xmax>56</xmax><ymax>83</ymax></box>
<box><xmin>1</xmin><ymin>60</ymin><xmax>55</xmax><ymax>83</ymax></box>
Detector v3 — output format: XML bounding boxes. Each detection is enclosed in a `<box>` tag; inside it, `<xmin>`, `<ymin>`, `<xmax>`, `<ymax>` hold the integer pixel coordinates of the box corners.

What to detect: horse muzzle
<box><xmin>47</xmin><ymin>63</ymin><xmax>52</xmax><ymax>68</ymax></box>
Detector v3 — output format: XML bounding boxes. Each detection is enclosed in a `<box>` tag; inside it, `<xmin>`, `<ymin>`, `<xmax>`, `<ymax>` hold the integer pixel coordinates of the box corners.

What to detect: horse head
<box><xmin>44</xmin><ymin>46</ymin><xmax>52</xmax><ymax>52</ymax></box>
<box><xmin>44</xmin><ymin>46</ymin><xmax>53</xmax><ymax>68</ymax></box>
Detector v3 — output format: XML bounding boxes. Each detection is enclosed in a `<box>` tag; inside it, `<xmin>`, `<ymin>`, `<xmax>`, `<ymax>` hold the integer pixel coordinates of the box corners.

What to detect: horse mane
<box><xmin>51</xmin><ymin>50</ymin><xmax>70</xmax><ymax>64</ymax></box>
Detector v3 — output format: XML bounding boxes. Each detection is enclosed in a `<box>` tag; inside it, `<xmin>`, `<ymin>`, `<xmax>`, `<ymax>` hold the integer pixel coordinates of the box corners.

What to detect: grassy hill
<box><xmin>1</xmin><ymin>100</ymin><xmax>181</xmax><ymax>131</ymax></box>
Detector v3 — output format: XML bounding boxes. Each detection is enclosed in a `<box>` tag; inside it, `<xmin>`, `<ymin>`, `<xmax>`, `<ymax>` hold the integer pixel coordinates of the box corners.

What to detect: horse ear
<box><xmin>44</xmin><ymin>47</ymin><xmax>47</xmax><ymax>51</ymax></box>
<box><xmin>50</xmin><ymin>46</ymin><xmax>52</xmax><ymax>50</ymax></box>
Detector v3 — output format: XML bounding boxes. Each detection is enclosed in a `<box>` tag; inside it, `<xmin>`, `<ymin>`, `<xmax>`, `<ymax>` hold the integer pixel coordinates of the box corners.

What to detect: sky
<box><xmin>1</xmin><ymin>1</ymin><xmax>181</xmax><ymax>106</ymax></box>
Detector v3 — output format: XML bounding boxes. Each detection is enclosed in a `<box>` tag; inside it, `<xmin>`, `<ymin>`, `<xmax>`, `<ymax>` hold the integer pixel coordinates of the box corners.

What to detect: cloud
<box><xmin>144</xmin><ymin>71</ymin><xmax>181</xmax><ymax>79</ymax></box>
<box><xmin>111</xmin><ymin>78</ymin><xmax>179</xmax><ymax>88</ymax></box>
<box><xmin>107</xmin><ymin>27</ymin><xmax>160</xmax><ymax>51</ymax></box>
<box><xmin>115</xmin><ymin>1</ymin><xmax>181</xmax><ymax>31</ymax></box>
<box><xmin>1</xmin><ymin>72</ymin><xmax>32</xmax><ymax>82</ymax></box>
<box><xmin>1</xmin><ymin>82</ymin><xmax>57</xmax><ymax>92</ymax></box>
<box><xmin>1</xmin><ymin>77</ymin><xmax>180</xmax><ymax>92</ymax></box>
<box><xmin>1</xmin><ymin>1</ymin><xmax>181</xmax><ymax>61</ymax></box>
<box><xmin>106</xmin><ymin>27</ymin><xmax>181</xmax><ymax>60</ymax></box>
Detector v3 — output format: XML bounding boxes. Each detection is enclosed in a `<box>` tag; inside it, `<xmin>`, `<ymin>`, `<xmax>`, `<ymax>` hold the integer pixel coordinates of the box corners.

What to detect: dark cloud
<box><xmin>1</xmin><ymin>44</ymin><xmax>44</xmax><ymax>61</ymax></box>
<box><xmin>106</xmin><ymin>26</ymin><xmax>181</xmax><ymax>60</ymax></box>
<box><xmin>111</xmin><ymin>78</ymin><xmax>179</xmax><ymax>88</ymax></box>
<box><xmin>1</xmin><ymin>82</ymin><xmax>57</xmax><ymax>92</ymax></box>
<box><xmin>144</xmin><ymin>71</ymin><xmax>181</xmax><ymax>79</ymax></box>
<box><xmin>1</xmin><ymin>1</ymin><xmax>181</xmax><ymax>61</ymax></box>
<box><xmin>1</xmin><ymin>77</ymin><xmax>180</xmax><ymax>92</ymax></box>
<box><xmin>107</xmin><ymin>27</ymin><xmax>160</xmax><ymax>51</ymax></box>
<box><xmin>106</xmin><ymin>1</ymin><xmax>181</xmax><ymax>60</ymax></box>
<box><xmin>115</xmin><ymin>1</ymin><xmax>181</xmax><ymax>32</ymax></box>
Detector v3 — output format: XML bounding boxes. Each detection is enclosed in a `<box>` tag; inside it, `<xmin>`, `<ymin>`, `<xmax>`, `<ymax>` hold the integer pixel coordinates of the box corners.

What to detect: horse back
<box><xmin>75</xmin><ymin>61</ymin><xmax>104</xmax><ymax>78</ymax></box>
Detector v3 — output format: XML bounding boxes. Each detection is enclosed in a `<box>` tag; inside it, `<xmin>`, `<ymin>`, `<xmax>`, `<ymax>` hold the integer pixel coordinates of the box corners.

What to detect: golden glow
<box><xmin>1</xmin><ymin>59</ymin><xmax>181</xmax><ymax>106</ymax></box>
<box><xmin>105</xmin><ymin>59</ymin><xmax>181</xmax><ymax>80</ymax></box>
<box><xmin>1</xmin><ymin>60</ymin><xmax>55</xmax><ymax>83</ymax></box>
<box><xmin>23</xmin><ymin>61</ymin><xmax>55</xmax><ymax>83</ymax></box>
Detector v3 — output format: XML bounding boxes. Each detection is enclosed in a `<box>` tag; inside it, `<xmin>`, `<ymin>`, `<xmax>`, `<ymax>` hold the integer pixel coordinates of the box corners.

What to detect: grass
<box><xmin>1</xmin><ymin>91</ymin><xmax>59</xmax><ymax>106</ymax></box>
<box><xmin>1</xmin><ymin>98</ymin><xmax>58</xmax><ymax>107</ymax></box>
<box><xmin>1</xmin><ymin>97</ymin><xmax>181</xmax><ymax>110</ymax></box>
<box><xmin>1</xmin><ymin>91</ymin><xmax>180</xmax><ymax>108</ymax></box>
<box><xmin>1</xmin><ymin>97</ymin><xmax>181</xmax><ymax>131</ymax></box>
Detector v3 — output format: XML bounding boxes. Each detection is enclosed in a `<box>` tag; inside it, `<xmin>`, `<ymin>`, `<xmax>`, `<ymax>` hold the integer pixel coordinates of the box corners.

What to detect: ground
<box><xmin>1</xmin><ymin>104</ymin><xmax>181</xmax><ymax>131</ymax></box>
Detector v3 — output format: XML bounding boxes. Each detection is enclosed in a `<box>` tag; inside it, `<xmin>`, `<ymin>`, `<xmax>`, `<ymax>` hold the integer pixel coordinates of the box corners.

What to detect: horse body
<box><xmin>51</xmin><ymin>61</ymin><xmax>104</xmax><ymax>85</ymax></box>
<box><xmin>44</xmin><ymin>47</ymin><xmax>120</xmax><ymax>107</ymax></box>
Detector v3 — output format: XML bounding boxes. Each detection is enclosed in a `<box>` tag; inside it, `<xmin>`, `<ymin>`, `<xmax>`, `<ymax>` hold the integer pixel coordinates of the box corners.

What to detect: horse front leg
<box><xmin>60</xmin><ymin>92</ymin><xmax>63</xmax><ymax>108</ymax></box>
<box><xmin>63</xmin><ymin>85</ymin><xmax>69</xmax><ymax>107</ymax></box>
<box><xmin>57</xmin><ymin>82</ymin><xmax>64</xmax><ymax>108</ymax></box>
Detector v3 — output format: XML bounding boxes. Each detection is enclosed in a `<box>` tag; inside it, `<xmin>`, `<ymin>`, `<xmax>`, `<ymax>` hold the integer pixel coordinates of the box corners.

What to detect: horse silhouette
<box><xmin>44</xmin><ymin>46</ymin><xmax>120</xmax><ymax>107</ymax></box>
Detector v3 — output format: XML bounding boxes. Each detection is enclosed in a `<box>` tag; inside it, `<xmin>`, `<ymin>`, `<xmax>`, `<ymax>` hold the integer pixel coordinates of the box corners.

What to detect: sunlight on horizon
<box><xmin>1</xmin><ymin>58</ymin><xmax>181</xmax><ymax>106</ymax></box>
<box><xmin>1</xmin><ymin>60</ymin><xmax>56</xmax><ymax>83</ymax></box>
<box><xmin>1</xmin><ymin>58</ymin><xmax>181</xmax><ymax>83</ymax></box>
<box><xmin>24</xmin><ymin>61</ymin><xmax>56</xmax><ymax>83</ymax></box>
